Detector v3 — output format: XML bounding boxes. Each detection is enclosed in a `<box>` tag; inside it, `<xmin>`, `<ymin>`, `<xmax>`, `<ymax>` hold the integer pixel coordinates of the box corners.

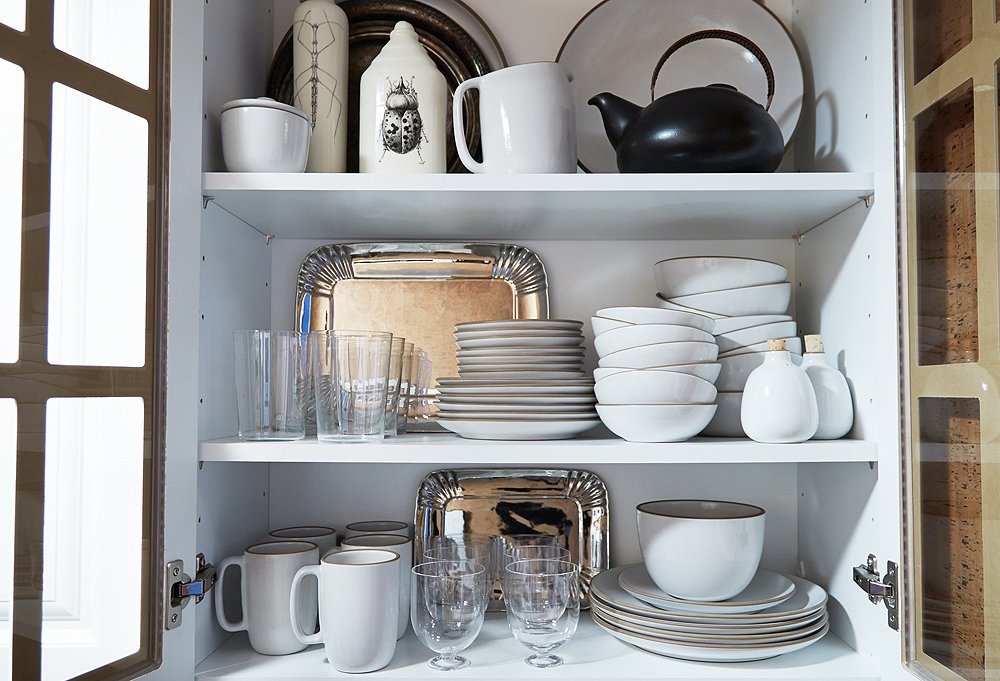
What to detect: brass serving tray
<box><xmin>414</xmin><ymin>468</ymin><xmax>610</xmax><ymax>608</ymax></box>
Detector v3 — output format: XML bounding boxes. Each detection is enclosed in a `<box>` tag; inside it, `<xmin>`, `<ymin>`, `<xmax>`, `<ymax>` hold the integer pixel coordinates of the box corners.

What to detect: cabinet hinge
<box><xmin>853</xmin><ymin>553</ymin><xmax>898</xmax><ymax>631</ymax></box>
<box><xmin>165</xmin><ymin>553</ymin><xmax>217</xmax><ymax>630</ymax></box>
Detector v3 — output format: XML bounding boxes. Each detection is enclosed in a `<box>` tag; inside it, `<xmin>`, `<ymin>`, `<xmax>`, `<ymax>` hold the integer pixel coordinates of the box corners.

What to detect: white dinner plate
<box><xmin>438</xmin><ymin>411</ymin><xmax>598</xmax><ymax>421</ymax></box>
<box><xmin>592</xmin><ymin>612</ymin><xmax>829</xmax><ymax>662</ymax></box>
<box><xmin>437</xmin><ymin>402</ymin><xmax>598</xmax><ymax>414</ymax></box>
<box><xmin>456</xmin><ymin>370</ymin><xmax>588</xmax><ymax>380</ymax></box>
<box><xmin>437</xmin><ymin>394</ymin><xmax>597</xmax><ymax>405</ymax></box>
<box><xmin>436</xmin><ymin>384</ymin><xmax>596</xmax><ymax>396</ymax></box>
<box><xmin>457</xmin><ymin>336</ymin><xmax>585</xmax><ymax>349</ymax></box>
<box><xmin>593</xmin><ymin>606</ymin><xmax>828</xmax><ymax>645</ymax></box>
<box><xmin>455</xmin><ymin>319</ymin><xmax>583</xmax><ymax>332</ymax></box>
<box><xmin>458</xmin><ymin>356</ymin><xmax>586</xmax><ymax>365</ymax></box>
<box><xmin>618</xmin><ymin>566</ymin><xmax>795</xmax><ymax>614</ymax></box>
<box><xmin>458</xmin><ymin>363</ymin><xmax>584</xmax><ymax>372</ymax></box>
<box><xmin>455</xmin><ymin>328</ymin><xmax>584</xmax><ymax>340</ymax></box>
<box><xmin>457</xmin><ymin>347</ymin><xmax>586</xmax><ymax>357</ymax></box>
<box><xmin>438</xmin><ymin>418</ymin><xmax>600</xmax><ymax>441</ymax></box>
<box><xmin>438</xmin><ymin>377</ymin><xmax>593</xmax><ymax>385</ymax></box>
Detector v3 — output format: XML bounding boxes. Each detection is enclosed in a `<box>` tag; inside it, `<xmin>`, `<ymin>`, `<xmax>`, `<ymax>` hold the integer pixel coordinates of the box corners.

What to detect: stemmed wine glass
<box><xmin>411</xmin><ymin>560</ymin><xmax>488</xmax><ymax>671</ymax></box>
<box><xmin>503</xmin><ymin>559</ymin><xmax>580</xmax><ymax>668</ymax></box>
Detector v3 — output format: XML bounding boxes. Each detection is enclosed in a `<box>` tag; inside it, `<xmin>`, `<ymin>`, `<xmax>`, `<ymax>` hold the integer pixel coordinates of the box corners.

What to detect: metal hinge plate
<box><xmin>165</xmin><ymin>553</ymin><xmax>217</xmax><ymax>630</ymax></box>
<box><xmin>853</xmin><ymin>553</ymin><xmax>898</xmax><ymax>630</ymax></box>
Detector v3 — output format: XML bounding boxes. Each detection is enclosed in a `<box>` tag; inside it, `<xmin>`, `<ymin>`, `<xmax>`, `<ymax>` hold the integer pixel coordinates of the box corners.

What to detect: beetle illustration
<box><xmin>380</xmin><ymin>77</ymin><xmax>428</xmax><ymax>163</ymax></box>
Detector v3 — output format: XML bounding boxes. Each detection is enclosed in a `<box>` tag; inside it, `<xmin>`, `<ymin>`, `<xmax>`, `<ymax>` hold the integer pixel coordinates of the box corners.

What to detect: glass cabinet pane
<box><xmin>0</xmin><ymin>400</ymin><xmax>15</xmax><ymax>681</ymax></box>
<box><xmin>52</xmin><ymin>0</ymin><xmax>149</xmax><ymax>89</ymax></box>
<box><xmin>0</xmin><ymin>59</ymin><xmax>23</xmax><ymax>364</ymax></box>
<box><xmin>0</xmin><ymin>0</ymin><xmax>25</xmax><ymax>32</ymax></box>
<box><xmin>912</xmin><ymin>0</ymin><xmax>973</xmax><ymax>82</ymax></box>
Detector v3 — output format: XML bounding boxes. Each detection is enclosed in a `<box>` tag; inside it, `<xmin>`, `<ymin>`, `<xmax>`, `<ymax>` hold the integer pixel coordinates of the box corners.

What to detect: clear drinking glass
<box><xmin>503</xmin><ymin>559</ymin><xmax>580</xmax><ymax>669</ymax></box>
<box><xmin>312</xmin><ymin>330</ymin><xmax>392</xmax><ymax>442</ymax></box>
<box><xmin>507</xmin><ymin>545</ymin><xmax>571</xmax><ymax>563</ymax></box>
<box><xmin>497</xmin><ymin>534</ymin><xmax>563</xmax><ymax>575</ymax></box>
<box><xmin>396</xmin><ymin>342</ymin><xmax>414</xmax><ymax>435</ymax></box>
<box><xmin>384</xmin><ymin>337</ymin><xmax>406</xmax><ymax>438</ymax></box>
<box><xmin>234</xmin><ymin>330</ymin><xmax>306</xmax><ymax>440</ymax></box>
<box><xmin>411</xmin><ymin>350</ymin><xmax>433</xmax><ymax>425</ymax></box>
<box><xmin>411</xmin><ymin>560</ymin><xmax>488</xmax><ymax>671</ymax></box>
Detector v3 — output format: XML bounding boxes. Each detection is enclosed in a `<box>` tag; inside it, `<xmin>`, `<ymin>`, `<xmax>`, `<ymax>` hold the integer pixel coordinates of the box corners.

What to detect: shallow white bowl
<box><xmin>595</xmin><ymin>371</ymin><xmax>717</xmax><ymax>405</ymax></box>
<box><xmin>593</xmin><ymin>363</ymin><xmax>721</xmax><ymax>383</ymax></box>
<box><xmin>655</xmin><ymin>295</ymin><xmax>726</xmax><ymax>319</ymax></box>
<box><xmin>595</xmin><ymin>324</ymin><xmax>714</xmax><ymax>357</ymax></box>
<box><xmin>718</xmin><ymin>336</ymin><xmax>802</xmax><ymax>358</ymax></box>
<box><xmin>596</xmin><ymin>307</ymin><xmax>715</xmax><ymax>333</ymax></box>
<box><xmin>715</xmin><ymin>321</ymin><xmax>798</xmax><ymax>354</ymax></box>
<box><xmin>596</xmin><ymin>404</ymin><xmax>718</xmax><ymax>443</ymax></box>
<box><xmin>667</xmin><ymin>283</ymin><xmax>792</xmax><ymax>317</ymax></box>
<box><xmin>637</xmin><ymin>500</ymin><xmax>765</xmax><ymax>601</ymax></box>
<box><xmin>712</xmin><ymin>314</ymin><xmax>794</xmax><ymax>335</ymax></box>
<box><xmin>700</xmin><ymin>391</ymin><xmax>744</xmax><ymax>437</ymax></box>
<box><xmin>592</xmin><ymin>316</ymin><xmax>633</xmax><ymax>335</ymax></box>
<box><xmin>717</xmin><ymin>352</ymin><xmax>802</xmax><ymax>392</ymax></box>
<box><xmin>221</xmin><ymin>98</ymin><xmax>310</xmax><ymax>172</ymax></box>
<box><xmin>653</xmin><ymin>257</ymin><xmax>789</xmax><ymax>298</ymax></box>
<box><xmin>598</xmin><ymin>341</ymin><xmax>720</xmax><ymax>369</ymax></box>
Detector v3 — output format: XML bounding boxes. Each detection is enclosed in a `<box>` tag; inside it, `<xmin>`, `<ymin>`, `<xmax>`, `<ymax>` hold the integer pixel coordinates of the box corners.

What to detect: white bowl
<box><xmin>717</xmin><ymin>352</ymin><xmax>802</xmax><ymax>391</ymax></box>
<box><xmin>636</xmin><ymin>500</ymin><xmax>766</xmax><ymax>601</ymax></box>
<box><xmin>700</xmin><ymin>391</ymin><xmax>744</xmax><ymax>437</ymax></box>
<box><xmin>712</xmin><ymin>314</ymin><xmax>794</xmax><ymax>335</ymax></box>
<box><xmin>221</xmin><ymin>98</ymin><xmax>310</xmax><ymax>172</ymax></box>
<box><xmin>718</xmin><ymin>336</ymin><xmax>802</xmax><ymax>358</ymax></box>
<box><xmin>655</xmin><ymin>295</ymin><xmax>726</xmax><ymax>319</ymax></box>
<box><xmin>667</xmin><ymin>283</ymin><xmax>792</xmax><ymax>317</ymax></box>
<box><xmin>592</xmin><ymin>316</ymin><xmax>633</xmax><ymax>335</ymax></box>
<box><xmin>595</xmin><ymin>324</ymin><xmax>714</xmax><ymax>357</ymax></box>
<box><xmin>598</xmin><ymin>341</ymin><xmax>720</xmax><ymax>369</ymax></box>
<box><xmin>596</xmin><ymin>307</ymin><xmax>715</xmax><ymax>333</ymax></box>
<box><xmin>594</xmin><ymin>371</ymin><xmax>717</xmax><ymax>405</ymax></box>
<box><xmin>596</xmin><ymin>404</ymin><xmax>718</xmax><ymax>443</ymax></box>
<box><xmin>715</xmin><ymin>321</ymin><xmax>798</xmax><ymax>354</ymax></box>
<box><xmin>593</xmin><ymin>363</ymin><xmax>721</xmax><ymax>383</ymax></box>
<box><xmin>653</xmin><ymin>257</ymin><xmax>788</xmax><ymax>298</ymax></box>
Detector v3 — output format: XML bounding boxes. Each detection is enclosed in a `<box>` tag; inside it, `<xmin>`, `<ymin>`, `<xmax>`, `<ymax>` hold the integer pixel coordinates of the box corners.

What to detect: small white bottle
<box><xmin>741</xmin><ymin>339</ymin><xmax>819</xmax><ymax>443</ymax></box>
<box><xmin>359</xmin><ymin>21</ymin><xmax>447</xmax><ymax>173</ymax></box>
<box><xmin>801</xmin><ymin>334</ymin><xmax>854</xmax><ymax>439</ymax></box>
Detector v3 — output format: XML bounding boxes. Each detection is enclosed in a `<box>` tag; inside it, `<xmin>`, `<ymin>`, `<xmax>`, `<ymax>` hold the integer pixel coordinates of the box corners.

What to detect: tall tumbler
<box><xmin>384</xmin><ymin>337</ymin><xmax>406</xmax><ymax>438</ymax></box>
<box><xmin>313</xmin><ymin>330</ymin><xmax>392</xmax><ymax>441</ymax></box>
<box><xmin>411</xmin><ymin>350</ymin><xmax>433</xmax><ymax>426</ymax></box>
<box><xmin>396</xmin><ymin>343</ymin><xmax>414</xmax><ymax>435</ymax></box>
<box><xmin>234</xmin><ymin>330</ymin><xmax>306</xmax><ymax>440</ymax></box>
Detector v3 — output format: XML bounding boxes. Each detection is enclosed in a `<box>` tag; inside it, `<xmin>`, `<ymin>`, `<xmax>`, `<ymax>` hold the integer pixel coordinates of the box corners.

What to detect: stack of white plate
<box><xmin>590</xmin><ymin>565</ymin><xmax>829</xmax><ymax>663</ymax></box>
<box><xmin>591</xmin><ymin>307</ymin><xmax>719</xmax><ymax>442</ymax></box>
<box><xmin>652</xmin><ymin>257</ymin><xmax>800</xmax><ymax>438</ymax></box>
<box><xmin>437</xmin><ymin>320</ymin><xmax>599</xmax><ymax>440</ymax></box>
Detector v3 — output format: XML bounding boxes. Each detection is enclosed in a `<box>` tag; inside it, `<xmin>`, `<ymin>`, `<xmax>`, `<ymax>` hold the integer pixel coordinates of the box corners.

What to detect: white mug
<box><xmin>453</xmin><ymin>62</ymin><xmax>577</xmax><ymax>174</ymax></box>
<box><xmin>290</xmin><ymin>549</ymin><xmax>400</xmax><ymax>673</ymax></box>
<box><xmin>267</xmin><ymin>525</ymin><xmax>338</xmax><ymax>554</ymax></box>
<box><xmin>343</xmin><ymin>520</ymin><xmax>411</xmax><ymax>540</ymax></box>
<box><xmin>340</xmin><ymin>534</ymin><xmax>412</xmax><ymax>640</ymax></box>
<box><xmin>215</xmin><ymin>541</ymin><xmax>319</xmax><ymax>655</ymax></box>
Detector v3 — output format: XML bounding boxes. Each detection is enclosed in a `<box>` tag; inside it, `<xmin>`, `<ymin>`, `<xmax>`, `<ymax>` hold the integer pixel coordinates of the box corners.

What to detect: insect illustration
<box><xmin>380</xmin><ymin>77</ymin><xmax>428</xmax><ymax>163</ymax></box>
<box><xmin>293</xmin><ymin>8</ymin><xmax>344</xmax><ymax>136</ymax></box>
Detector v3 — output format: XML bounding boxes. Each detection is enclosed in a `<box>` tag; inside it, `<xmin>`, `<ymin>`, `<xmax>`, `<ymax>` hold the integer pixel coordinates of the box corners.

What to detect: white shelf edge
<box><xmin>198</xmin><ymin>434</ymin><xmax>877</xmax><ymax>464</ymax></box>
<box><xmin>195</xmin><ymin>617</ymin><xmax>879</xmax><ymax>680</ymax></box>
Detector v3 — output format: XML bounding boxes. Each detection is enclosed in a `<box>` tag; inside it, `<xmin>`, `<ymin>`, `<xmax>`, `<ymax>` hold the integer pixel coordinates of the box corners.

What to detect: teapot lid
<box><xmin>221</xmin><ymin>97</ymin><xmax>308</xmax><ymax>121</ymax></box>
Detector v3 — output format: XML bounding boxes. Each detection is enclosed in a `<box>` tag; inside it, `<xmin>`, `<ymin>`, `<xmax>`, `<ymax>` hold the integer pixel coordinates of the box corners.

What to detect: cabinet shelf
<box><xmin>198</xmin><ymin>434</ymin><xmax>876</xmax><ymax>464</ymax></box>
<box><xmin>201</xmin><ymin>172</ymin><xmax>874</xmax><ymax>241</ymax></box>
<box><xmin>195</xmin><ymin>616</ymin><xmax>878</xmax><ymax>680</ymax></box>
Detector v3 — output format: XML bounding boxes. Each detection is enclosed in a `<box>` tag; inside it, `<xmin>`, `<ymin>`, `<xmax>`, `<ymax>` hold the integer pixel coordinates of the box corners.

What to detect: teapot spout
<box><xmin>588</xmin><ymin>92</ymin><xmax>641</xmax><ymax>150</ymax></box>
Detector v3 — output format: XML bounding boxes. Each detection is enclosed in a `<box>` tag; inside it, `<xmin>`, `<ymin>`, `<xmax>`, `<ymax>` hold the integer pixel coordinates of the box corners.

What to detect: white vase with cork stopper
<box><xmin>358</xmin><ymin>21</ymin><xmax>447</xmax><ymax>173</ymax></box>
<box><xmin>741</xmin><ymin>338</ymin><xmax>819</xmax><ymax>444</ymax></box>
<box><xmin>801</xmin><ymin>334</ymin><xmax>854</xmax><ymax>439</ymax></box>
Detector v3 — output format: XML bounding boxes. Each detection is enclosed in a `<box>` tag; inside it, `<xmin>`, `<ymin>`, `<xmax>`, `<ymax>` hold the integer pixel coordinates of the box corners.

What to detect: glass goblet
<box><xmin>503</xmin><ymin>559</ymin><xmax>580</xmax><ymax>669</ymax></box>
<box><xmin>411</xmin><ymin>560</ymin><xmax>488</xmax><ymax>671</ymax></box>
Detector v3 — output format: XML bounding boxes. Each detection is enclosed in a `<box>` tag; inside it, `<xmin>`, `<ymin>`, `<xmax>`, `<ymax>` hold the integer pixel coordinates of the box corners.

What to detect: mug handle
<box><xmin>214</xmin><ymin>555</ymin><xmax>246</xmax><ymax>632</ymax></box>
<box><xmin>452</xmin><ymin>77</ymin><xmax>486</xmax><ymax>174</ymax></box>
<box><xmin>289</xmin><ymin>565</ymin><xmax>322</xmax><ymax>645</ymax></box>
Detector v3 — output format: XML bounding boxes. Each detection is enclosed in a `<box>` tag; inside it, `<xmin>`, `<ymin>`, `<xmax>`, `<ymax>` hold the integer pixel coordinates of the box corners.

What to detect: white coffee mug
<box><xmin>268</xmin><ymin>525</ymin><xmax>338</xmax><ymax>554</ymax></box>
<box><xmin>341</xmin><ymin>534</ymin><xmax>412</xmax><ymax>640</ymax></box>
<box><xmin>343</xmin><ymin>520</ymin><xmax>410</xmax><ymax>540</ymax></box>
<box><xmin>453</xmin><ymin>62</ymin><xmax>577</xmax><ymax>174</ymax></box>
<box><xmin>215</xmin><ymin>541</ymin><xmax>319</xmax><ymax>655</ymax></box>
<box><xmin>290</xmin><ymin>549</ymin><xmax>400</xmax><ymax>673</ymax></box>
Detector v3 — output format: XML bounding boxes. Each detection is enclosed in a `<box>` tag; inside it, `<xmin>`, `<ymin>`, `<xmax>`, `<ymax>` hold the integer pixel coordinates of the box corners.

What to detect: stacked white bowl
<box><xmin>591</xmin><ymin>307</ymin><xmax>720</xmax><ymax>442</ymax></box>
<box><xmin>652</xmin><ymin>257</ymin><xmax>798</xmax><ymax>438</ymax></box>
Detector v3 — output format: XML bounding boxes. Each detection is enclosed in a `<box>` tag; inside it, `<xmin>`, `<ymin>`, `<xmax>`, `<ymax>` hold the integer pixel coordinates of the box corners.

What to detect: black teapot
<box><xmin>588</xmin><ymin>30</ymin><xmax>785</xmax><ymax>173</ymax></box>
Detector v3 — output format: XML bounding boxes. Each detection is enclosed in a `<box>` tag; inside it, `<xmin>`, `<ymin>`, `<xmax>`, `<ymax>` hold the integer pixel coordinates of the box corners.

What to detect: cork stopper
<box><xmin>804</xmin><ymin>334</ymin><xmax>824</xmax><ymax>354</ymax></box>
<box><xmin>767</xmin><ymin>339</ymin><xmax>787</xmax><ymax>351</ymax></box>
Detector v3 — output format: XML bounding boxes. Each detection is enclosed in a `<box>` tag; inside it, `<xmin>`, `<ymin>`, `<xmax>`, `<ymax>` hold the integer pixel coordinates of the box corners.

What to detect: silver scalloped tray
<box><xmin>414</xmin><ymin>468</ymin><xmax>610</xmax><ymax>608</ymax></box>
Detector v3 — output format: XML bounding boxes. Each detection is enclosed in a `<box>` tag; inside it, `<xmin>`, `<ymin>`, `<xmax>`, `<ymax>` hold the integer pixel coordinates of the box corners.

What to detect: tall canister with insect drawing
<box><xmin>359</xmin><ymin>21</ymin><xmax>447</xmax><ymax>173</ymax></box>
<box><xmin>292</xmin><ymin>0</ymin><xmax>349</xmax><ymax>172</ymax></box>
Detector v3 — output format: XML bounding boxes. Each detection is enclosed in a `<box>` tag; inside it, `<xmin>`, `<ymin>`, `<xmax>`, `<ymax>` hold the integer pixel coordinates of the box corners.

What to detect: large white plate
<box><xmin>590</xmin><ymin>567</ymin><xmax>827</xmax><ymax>624</ymax></box>
<box><xmin>438</xmin><ymin>377</ymin><xmax>593</xmax><ymax>386</ymax></box>
<box><xmin>458</xmin><ymin>363</ymin><xmax>584</xmax><ymax>372</ymax></box>
<box><xmin>456</xmin><ymin>370</ymin><xmax>588</xmax><ymax>380</ymax></box>
<box><xmin>594</xmin><ymin>606</ymin><xmax>828</xmax><ymax>645</ymax></box>
<box><xmin>437</xmin><ymin>394</ymin><xmax>597</xmax><ymax>405</ymax></box>
<box><xmin>458</xmin><ymin>355</ymin><xmax>586</xmax><ymax>365</ymax></box>
<box><xmin>455</xmin><ymin>328</ymin><xmax>584</xmax><ymax>340</ymax></box>
<box><xmin>592</xmin><ymin>612</ymin><xmax>829</xmax><ymax>662</ymax></box>
<box><xmin>438</xmin><ymin>402</ymin><xmax>597</xmax><ymax>413</ymax></box>
<box><xmin>457</xmin><ymin>336</ymin><xmax>585</xmax><ymax>349</ymax></box>
<box><xmin>455</xmin><ymin>319</ymin><xmax>583</xmax><ymax>332</ymax></box>
<box><xmin>618</xmin><ymin>566</ymin><xmax>795</xmax><ymax>614</ymax></box>
<box><xmin>557</xmin><ymin>0</ymin><xmax>804</xmax><ymax>173</ymax></box>
<box><xmin>438</xmin><ymin>411</ymin><xmax>598</xmax><ymax>421</ymax></box>
<box><xmin>437</xmin><ymin>384</ymin><xmax>596</xmax><ymax>396</ymax></box>
<box><xmin>438</xmin><ymin>418</ymin><xmax>601</xmax><ymax>441</ymax></box>
<box><xmin>457</xmin><ymin>347</ymin><xmax>586</xmax><ymax>357</ymax></box>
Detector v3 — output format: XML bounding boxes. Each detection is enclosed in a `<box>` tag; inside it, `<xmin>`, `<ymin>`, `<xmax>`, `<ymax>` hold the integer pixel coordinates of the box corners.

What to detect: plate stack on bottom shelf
<box><xmin>590</xmin><ymin>566</ymin><xmax>830</xmax><ymax>662</ymax></box>
<box><xmin>436</xmin><ymin>320</ymin><xmax>599</xmax><ymax>440</ymax></box>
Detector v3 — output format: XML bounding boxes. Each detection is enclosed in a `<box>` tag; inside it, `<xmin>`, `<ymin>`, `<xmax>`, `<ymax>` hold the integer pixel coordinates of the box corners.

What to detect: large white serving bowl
<box><xmin>717</xmin><ymin>352</ymin><xmax>801</xmax><ymax>392</ymax></box>
<box><xmin>700</xmin><ymin>391</ymin><xmax>744</xmax><ymax>437</ymax></box>
<box><xmin>597</xmin><ymin>307</ymin><xmax>716</xmax><ymax>333</ymax></box>
<box><xmin>594</xmin><ymin>363</ymin><xmax>721</xmax><ymax>384</ymax></box>
<box><xmin>715</xmin><ymin>321</ymin><xmax>798</xmax><ymax>354</ymax></box>
<box><xmin>594</xmin><ymin>371</ymin><xmax>717</xmax><ymax>405</ymax></box>
<box><xmin>595</xmin><ymin>404</ymin><xmax>718</xmax><ymax>443</ymax></box>
<box><xmin>636</xmin><ymin>500</ymin><xmax>765</xmax><ymax>601</ymax></box>
<box><xmin>712</xmin><ymin>314</ymin><xmax>794</xmax><ymax>335</ymax></box>
<box><xmin>592</xmin><ymin>316</ymin><xmax>633</xmax><ymax>335</ymax></box>
<box><xmin>667</xmin><ymin>282</ymin><xmax>792</xmax><ymax>317</ymax></box>
<box><xmin>598</xmin><ymin>341</ymin><xmax>720</xmax><ymax>369</ymax></box>
<box><xmin>655</xmin><ymin>295</ymin><xmax>726</xmax><ymax>319</ymax></box>
<box><xmin>653</xmin><ymin>257</ymin><xmax>789</xmax><ymax>298</ymax></box>
<box><xmin>718</xmin><ymin>336</ymin><xmax>802</xmax><ymax>358</ymax></box>
<box><xmin>595</xmin><ymin>324</ymin><xmax>715</xmax><ymax>357</ymax></box>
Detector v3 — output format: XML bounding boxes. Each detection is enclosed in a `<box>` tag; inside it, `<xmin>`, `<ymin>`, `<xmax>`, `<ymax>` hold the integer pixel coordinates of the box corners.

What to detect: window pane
<box><xmin>0</xmin><ymin>0</ymin><xmax>24</xmax><ymax>32</ymax></box>
<box><xmin>48</xmin><ymin>84</ymin><xmax>148</xmax><ymax>368</ymax></box>
<box><xmin>52</xmin><ymin>0</ymin><xmax>149</xmax><ymax>89</ymax></box>
<box><xmin>0</xmin><ymin>59</ymin><xmax>23</xmax><ymax>364</ymax></box>
<box><xmin>40</xmin><ymin>397</ymin><xmax>143</xmax><ymax>681</ymax></box>
<box><xmin>0</xmin><ymin>400</ymin><xmax>15</xmax><ymax>681</ymax></box>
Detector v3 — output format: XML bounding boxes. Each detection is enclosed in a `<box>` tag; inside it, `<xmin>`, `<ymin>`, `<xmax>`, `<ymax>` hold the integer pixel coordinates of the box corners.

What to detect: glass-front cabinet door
<box><xmin>901</xmin><ymin>0</ymin><xmax>1000</xmax><ymax>680</ymax></box>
